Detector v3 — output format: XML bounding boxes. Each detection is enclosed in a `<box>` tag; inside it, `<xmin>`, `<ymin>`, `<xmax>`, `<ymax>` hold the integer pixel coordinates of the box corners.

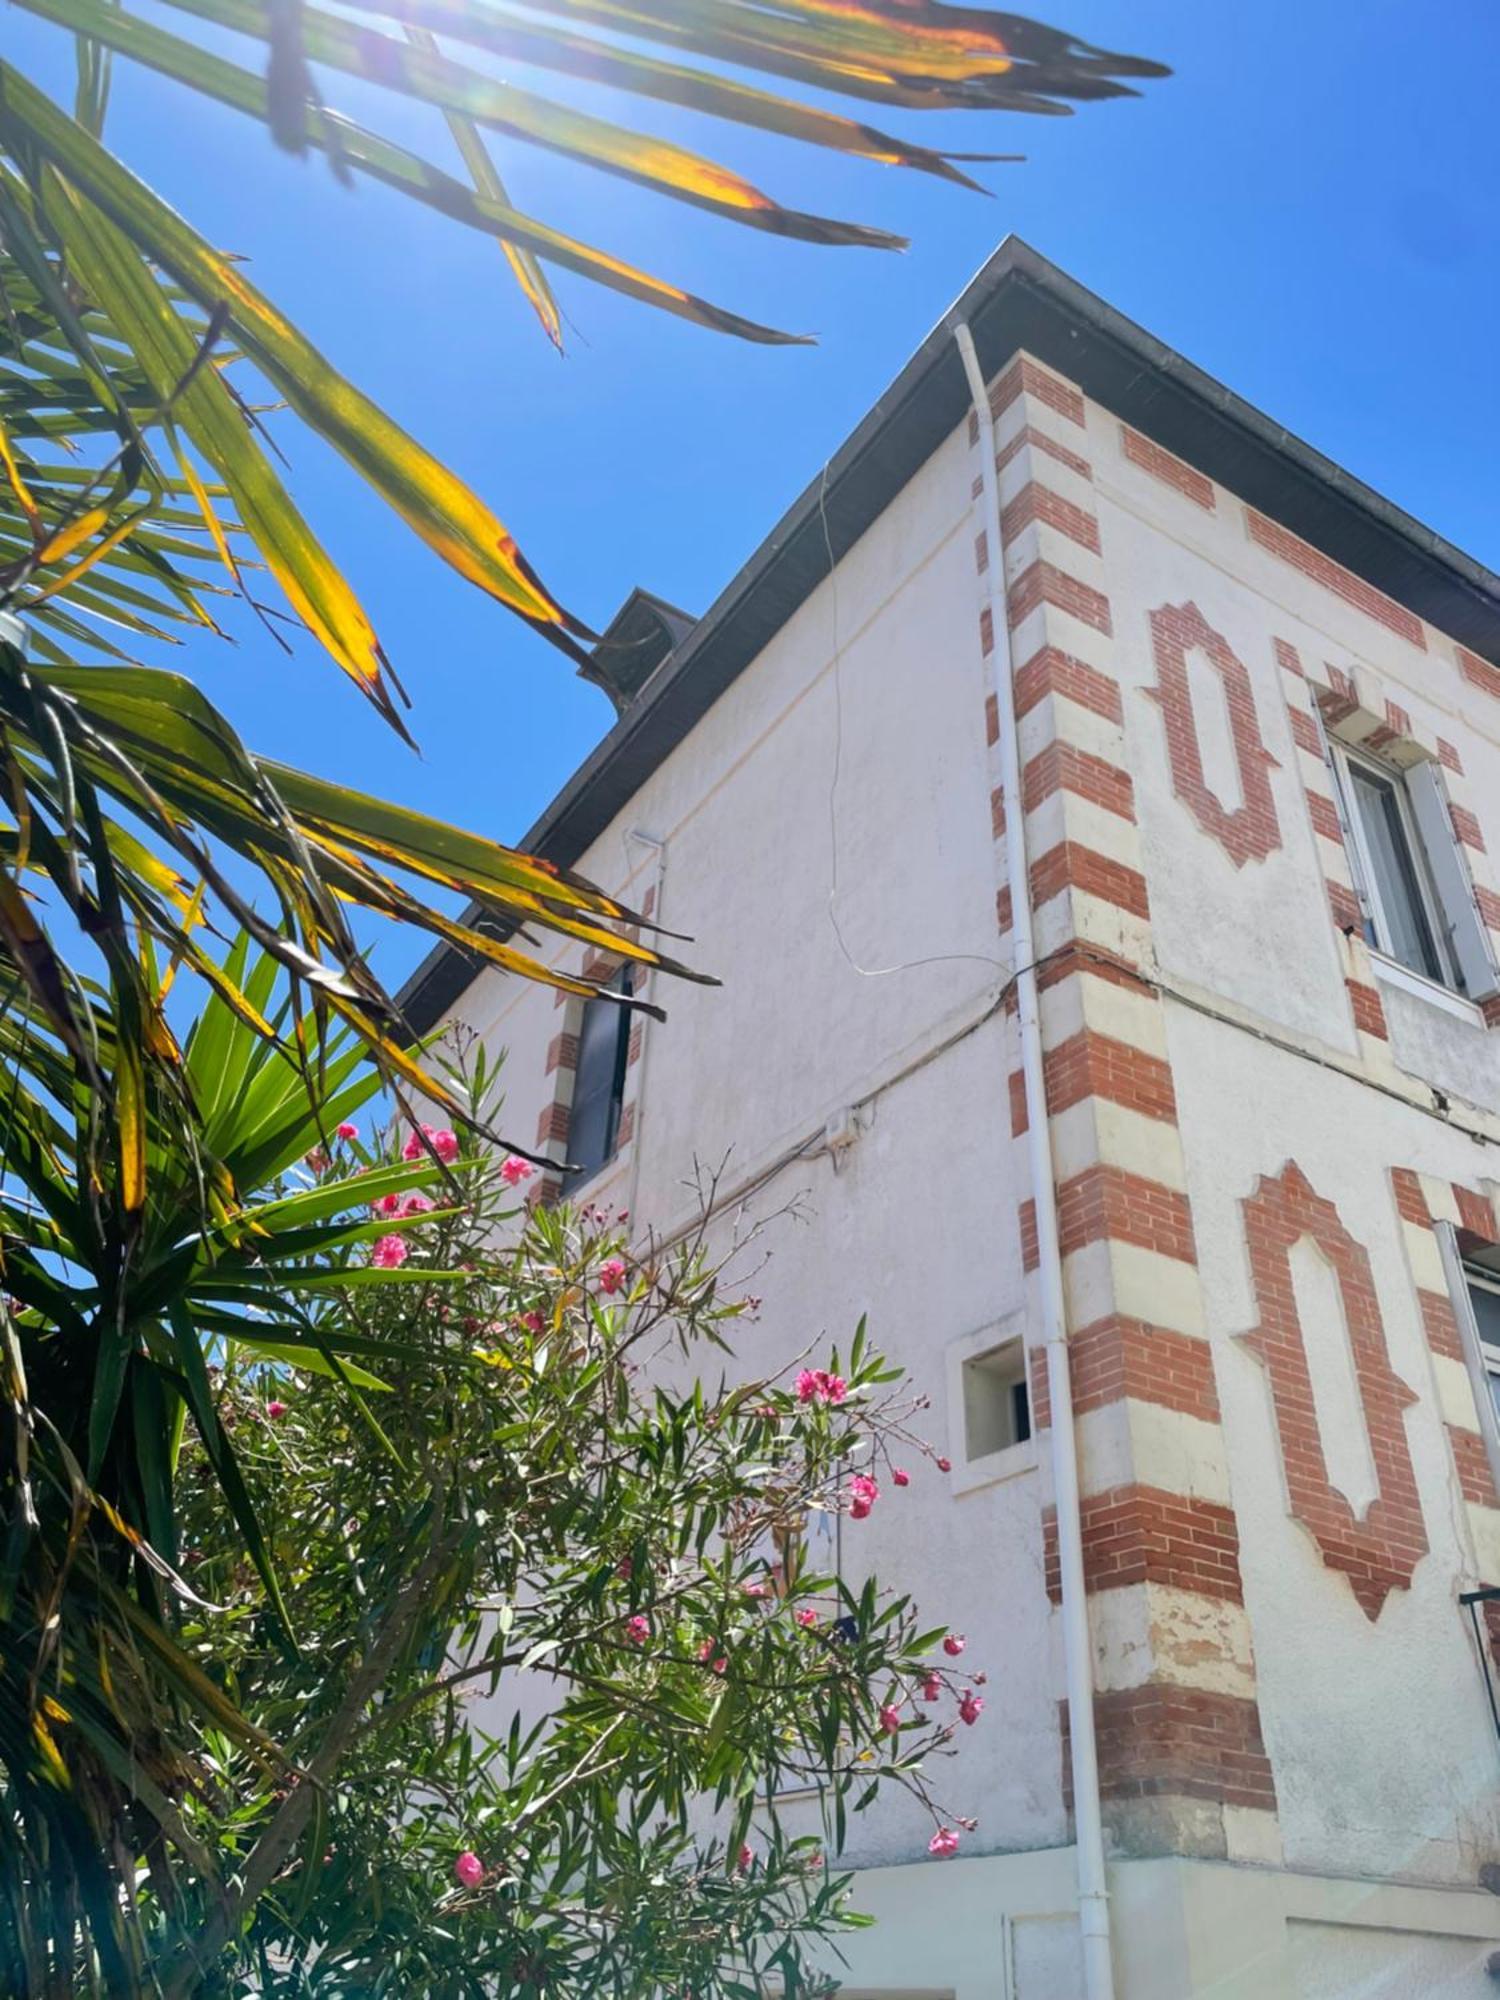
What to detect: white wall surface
<box><xmin>440</xmin><ymin>340</ymin><xmax>1500</xmax><ymax>1968</ymax></box>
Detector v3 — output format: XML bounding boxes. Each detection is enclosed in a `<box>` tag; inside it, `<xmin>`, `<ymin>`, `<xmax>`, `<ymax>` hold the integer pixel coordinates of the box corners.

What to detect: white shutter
<box><xmin>1407</xmin><ymin>758</ymin><xmax>1500</xmax><ymax>1000</ymax></box>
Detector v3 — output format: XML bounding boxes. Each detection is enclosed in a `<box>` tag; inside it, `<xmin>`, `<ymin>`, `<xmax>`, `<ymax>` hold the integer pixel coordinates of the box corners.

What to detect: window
<box><xmin>1333</xmin><ymin>746</ymin><xmax>1459</xmax><ymax>987</ymax></box>
<box><xmin>567</xmin><ymin>969</ymin><xmax>632</xmax><ymax>1180</ymax></box>
<box><xmin>961</xmin><ymin>1338</ymin><xmax>1031</xmax><ymax>1461</ymax></box>
<box><xmin>1465</xmin><ymin>1265</ymin><xmax>1500</xmax><ymax>1425</ymax></box>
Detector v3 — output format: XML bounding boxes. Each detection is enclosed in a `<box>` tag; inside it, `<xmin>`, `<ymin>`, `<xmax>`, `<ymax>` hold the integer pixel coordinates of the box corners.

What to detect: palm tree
<box><xmin>0</xmin><ymin>13</ymin><xmax>1163</xmax><ymax>1987</ymax></box>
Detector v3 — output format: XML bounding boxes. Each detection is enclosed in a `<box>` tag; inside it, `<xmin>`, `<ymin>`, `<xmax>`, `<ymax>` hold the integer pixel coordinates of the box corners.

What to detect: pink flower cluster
<box><xmin>336</xmin><ymin>1122</ymin><xmax>359</xmax><ymax>1142</ymax></box>
<box><xmin>878</xmin><ymin>1703</ymin><xmax>902</xmax><ymax>1735</ymax></box>
<box><xmin>402</xmin><ymin>1124</ymin><xmax>459</xmax><ymax>1164</ymax></box>
<box><xmin>943</xmin><ymin>1633</ymin><xmax>965</xmax><ymax>1657</ymax></box>
<box><xmin>847</xmin><ymin>1472</ymin><xmax>879</xmax><ymax>1521</ymax></box>
<box><xmin>697</xmin><ymin>1639</ymin><xmax>728</xmax><ymax>1674</ymax></box>
<box><xmin>892</xmin><ymin>1467</ymin><xmax>910</xmax><ymax>1487</ymax></box>
<box><xmin>741</xmin><ymin>1579</ymin><xmax>772</xmax><ymax>1601</ymax></box>
<box><xmin>265</xmin><ymin>1399</ymin><xmax>288</xmax><ymax>1420</ymax></box>
<box><xmin>370</xmin><ymin>1190</ymin><xmax>435</xmax><ymax>1220</ymax></box>
<box><xmin>500</xmin><ymin>1155</ymin><xmax>534</xmax><ymax>1188</ymax></box>
<box><xmin>370</xmin><ymin>1235</ymin><xmax>407</xmax><ymax>1270</ymax></box>
<box><xmin>454</xmin><ymin>1850</ymin><xmax>484</xmax><ymax>1889</ymax></box>
<box><xmin>623</xmin><ymin>1614</ymin><xmax>650</xmax><ymax>1646</ymax></box>
<box><xmin>794</xmin><ymin>1607</ymin><xmax>819</xmax><ymax>1629</ymax></box>
<box><xmin>795</xmin><ymin>1368</ymin><xmax>847</xmax><ymax>1406</ymax></box>
<box><xmin>959</xmin><ymin>1692</ymin><xmax>984</xmax><ymax>1727</ymax></box>
<box><xmin>597</xmin><ymin>1257</ymin><xmax>627</xmax><ymax>1295</ymax></box>
<box><xmin>928</xmin><ymin>1827</ymin><xmax>960</xmax><ymax>1859</ymax></box>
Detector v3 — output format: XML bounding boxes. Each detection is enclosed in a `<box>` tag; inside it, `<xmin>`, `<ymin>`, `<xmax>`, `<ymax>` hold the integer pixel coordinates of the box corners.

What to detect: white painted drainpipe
<box><xmin>955</xmin><ymin>322</ymin><xmax>1115</xmax><ymax>2000</ymax></box>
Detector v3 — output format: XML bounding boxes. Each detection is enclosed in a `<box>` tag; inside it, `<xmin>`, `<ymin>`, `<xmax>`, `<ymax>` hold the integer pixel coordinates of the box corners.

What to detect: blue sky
<box><xmin>9</xmin><ymin>0</ymin><xmax>1498</xmax><ymax>988</ymax></box>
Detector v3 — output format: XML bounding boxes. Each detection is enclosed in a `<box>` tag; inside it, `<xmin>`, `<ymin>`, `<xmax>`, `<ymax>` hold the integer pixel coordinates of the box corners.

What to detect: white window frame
<box><xmin>1329</xmin><ymin>740</ymin><xmax>1463</xmax><ymax>993</ymax></box>
<box><xmin>1437</xmin><ymin>1222</ymin><xmax>1500</xmax><ymax>1500</ymax></box>
<box><xmin>945</xmin><ymin>1314</ymin><xmax>1036</xmax><ymax>1496</ymax></box>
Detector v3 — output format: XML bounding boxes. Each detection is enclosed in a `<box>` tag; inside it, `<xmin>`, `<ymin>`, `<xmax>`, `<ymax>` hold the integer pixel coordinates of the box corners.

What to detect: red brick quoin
<box><xmin>1145</xmin><ymin>602</ymin><xmax>1281</xmax><ymax>868</ymax></box>
<box><xmin>1236</xmin><ymin>1163</ymin><xmax>1426</xmax><ymax>1619</ymax></box>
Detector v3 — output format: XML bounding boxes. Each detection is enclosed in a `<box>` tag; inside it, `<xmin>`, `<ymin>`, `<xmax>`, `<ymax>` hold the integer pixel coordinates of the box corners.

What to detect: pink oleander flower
<box><xmin>738</xmin><ymin>1844</ymin><xmax>754</xmax><ymax>1873</ymax></box>
<box><xmin>400</xmin><ymin>1192</ymin><xmax>435</xmax><ymax>1218</ymax></box>
<box><xmin>623</xmin><ymin>1614</ymin><xmax>650</xmax><ymax>1646</ymax></box>
<box><xmin>266</xmin><ymin>1399</ymin><xmax>288</xmax><ymax>1419</ymax></box>
<box><xmin>402</xmin><ymin>1124</ymin><xmax>460</xmax><ymax>1164</ymax></box>
<box><xmin>598</xmin><ymin>1257</ymin><xmax>627</xmax><ymax>1295</ymax></box>
<box><xmin>936</xmin><ymin>1456</ymin><xmax>952</xmax><ymax>1474</ymax></box>
<box><xmin>370</xmin><ymin>1234</ymin><xmax>408</xmax><ymax>1269</ymax></box>
<box><xmin>712</xmin><ymin>1656</ymin><xmax>728</xmax><ymax>1675</ymax></box>
<box><xmin>943</xmin><ymin>1634</ymin><xmax>966</xmax><ymax>1658</ymax></box>
<box><xmin>795</xmin><ymin>1607</ymin><xmax>819</xmax><ymax>1628</ymax></box>
<box><xmin>849</xmin><ymin>1498</ymin><xmax>872</xmax><ymax>1521</ymax></box>
<box><xmin>500</xmin><ymin>1155</ymin><xmax>534</xmax><ymax>1187</ymax></box>
<box><xmin>928</xmin><ymin>1828</ymin><xmax>960</xmax><ymax>1859</ymax></box>
<box><xmin>795</xmin><ymin>1368</ymin><xmax>848</xmax><ymax>1407</ymax></box>
<box><xmin>892</xmin><ymin>1467</ymin><xmax>910</xmax><ymax>1487</ymax></box>
<box><xmin>959</xmin><ymin>1693</ymin><xmax>984</xmax><ymax>1727</ymax></box>
<box><xmin>304</xmin><ymin>1148</ymin><xmax>329</xmax><ymax>1173</ymax></box>
<box><xmin>921</xmin><ymin>1674</ymin><xmax>942</xmax><ymax>1703</ymax></box>
<box><xmin>520</xmin><ymin>1310</ymin><xmax>545</xmax><ymax>1334</ymax></box>
<box><xmin>336</xmin><ymin>1122</ymin><xmax>359</xmax><ymax>1141</ymax></box>
<box><xmin>878</xmin><ymin>1703</ymin><xmax>902</xmax><ymax>1735</ymax></box>
<box><xmin>742</xmin><ymin>1579</ymin><xmax>772</xmax><ymax>1600</ymax></box>
<box><xmin>454</xmin><ymin>1850</ymin><xmax>484</xmax><ymax>1889</ymax></box>
<box><xmin>371</xmin><ymin>1191</ymin><xmax>401</xmax><ymax>1218</ymax></box>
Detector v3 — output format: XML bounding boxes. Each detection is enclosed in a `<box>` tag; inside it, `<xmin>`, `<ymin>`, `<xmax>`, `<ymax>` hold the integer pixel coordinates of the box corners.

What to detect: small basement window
<box><xmin>962</xmin><ymin>1338</ymin><xmax>1032</xmax><ymax>1461</ymax></box>
<box><xmin>567</xmin><ymin>969</ymin><xmax>633</xmax><ymax>1181</ymax></box>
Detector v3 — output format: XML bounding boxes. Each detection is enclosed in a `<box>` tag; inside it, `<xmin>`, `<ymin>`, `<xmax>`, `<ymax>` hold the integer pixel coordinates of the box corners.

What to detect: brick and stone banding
<box><xmin>970</xmin><ymin>353</ymin><xmax>1279</xmax><ymax>1860</ymax></box>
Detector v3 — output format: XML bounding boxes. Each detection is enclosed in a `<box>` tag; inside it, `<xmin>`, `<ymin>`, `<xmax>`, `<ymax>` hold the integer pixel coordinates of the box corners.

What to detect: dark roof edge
<box><xmin>400</xmin><ymin>236</ymin><xmax>1500</xmax><ymax>1033</ymax></box>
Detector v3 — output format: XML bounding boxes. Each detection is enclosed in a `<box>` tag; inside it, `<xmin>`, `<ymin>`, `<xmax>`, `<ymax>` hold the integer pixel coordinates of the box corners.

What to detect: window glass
<box><xmin>1467</xmin><ymin>1273</ymin><xmax>1500</xmax><ymax>1422</ymax></box>
<box><xmin>1348</xmin><ymin>762</ymin><xmax>1443</xmax><ymax>981</ymax></box>
<box><xmin>567</xmin><ymin>970</ymin><xmax>632</xmax><ymax>1179</ymax></box>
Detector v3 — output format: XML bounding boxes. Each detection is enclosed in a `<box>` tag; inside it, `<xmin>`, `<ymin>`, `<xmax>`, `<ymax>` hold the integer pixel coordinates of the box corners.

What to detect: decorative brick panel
<box><xmin>1007</xmin><ymin>560</ymin><xmax>1113</xmax><ymax>639</ymax></box>
<box><xmin>1121</xmin><ymin>425</ymin><xmax>1215</xmax><ymax>511</ymax></box>
<box><xmin>1247</xmin><ymin>510</ymin><xmax>1427</xmax><ymax>650</ymax></box>
<box><xmin>997</xmin><ymin>423</ymin><xmax>1093</xmax><ymax>482</ymax></box>
<box><xmin>535</xmin><ymin>1101</ymin><xmax>570</xmax><ymax>1148</ymax></box>
<box><xmin>545</xmin><ymin>1030</ymin><xmax>579</xmax><ymax>1077</ymax></box>
<box><xmin>1030</xmin><ymin>1319</ymin><xmax>1221</xmax><ymax>1427</ymax></box>
<box><xmin>1001</xmin><ymin>481</ymin><xmax>1102</xmax><ymax>557</ymax></box>
<box><xmin>988</xmin><ymin>353</ymin><xmax>1086</xmax><ymax>429</ymax></box>
<box><xmin>1014</xmin><ymin>645</ymin><xmax>1124</xmax><ymax>726</ymax></box>
<box><xmin>1326</xmin><ymin>880</ymin><xmax>1362</xmax><ymax>934</ymax></box>
<box><xmin>1288</xmin><ymin>709</ymin><xmax>1324</xmax><ymax>757</ymax></box>
<box><xmin>1390</xmin><ymin>1168</ymin><xmax>1432</xmax><ymax>1227</ymax></box>
<box><xmin>1055</xmin><ymin>1165</ymin><xmax>1196</xmax><ymax>1265</ymax></box>
<box><xmin>1455</xmin><ymin>1184</ymin><xmax>1497</xmax><ymax>1244</ymax></box>
<box><xmin>1021</xmin><ymin>741</ymin><xmax>1136</xmax><ymax>822</ymax></box>
<box><xmin>1043</xmin><ymin>1484</ymin><xmax>1244</xmax><ymax>1604</ymax></box>
<box><xmin>1346</xmin><ymin>979</ymin><xmax>1388</xmax><ymax>1040</ymax></box>
<box><xmin>1236</xmin><ymin>1162</ymin><xmax>1426</xmax><ymax>1619</ymax></box>
<box><xmin>1009</xmin><ymin>1029</ymin><xmax>1176</xmax><ymax>1135</ymax></box>
<box><xmin>1459</xmin><ymin>646</ymin><xmax>1500</xmax><ymax>703</ymax></box>
<box><xmin>1028</xmin><ymin>841</ymin><xmax>1151</xmax><ymax>921</ymax></box>
<box><xmin>1438</xmin><ymin>737</ymin><xmax>1465</xmax><ymax>774</ymax></box>
<box><xmin>1449</xmin><ymin>1424</ymin><xmax>1499</xmax><ymax>1506</ymax></box>
<box><xmin>1061</xmin><ymin>1686</ymin><xmax>1277</xmax><ymax>1816</ymax></box>
<box><xmin>1417</xmin><ymin>1288</ymin><xmax>1465</xmax><ymax>1362</ymax></box>
<box><xmin>1145</xmin><ymin>601</ymin><xmax>1282</xmax><ymax>868</ymax></box>
<box><xmin>1451</xmin><ymin>802</ymin><xmax>1487</xmax><ymax>855</ymax></box>
<box><xmin>1305</xmin><ymin>790</ymin><xmax>1343</xmax><ymax>844</ymax></box>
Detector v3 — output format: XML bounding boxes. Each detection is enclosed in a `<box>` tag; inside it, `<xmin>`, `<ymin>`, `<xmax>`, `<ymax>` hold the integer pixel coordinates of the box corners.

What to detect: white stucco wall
<box><xmin>438</xmin><ymin>342</ymin><xmax>1500</xmax><ymax>1990</ymax></box>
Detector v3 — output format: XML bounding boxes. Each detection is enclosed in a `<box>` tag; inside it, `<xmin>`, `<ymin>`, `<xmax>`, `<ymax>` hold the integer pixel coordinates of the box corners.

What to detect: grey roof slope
<box><xmin>400</xmin><ymin>236</ymin><xmax>1500</xmax><ymax>1034</ymax></box>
